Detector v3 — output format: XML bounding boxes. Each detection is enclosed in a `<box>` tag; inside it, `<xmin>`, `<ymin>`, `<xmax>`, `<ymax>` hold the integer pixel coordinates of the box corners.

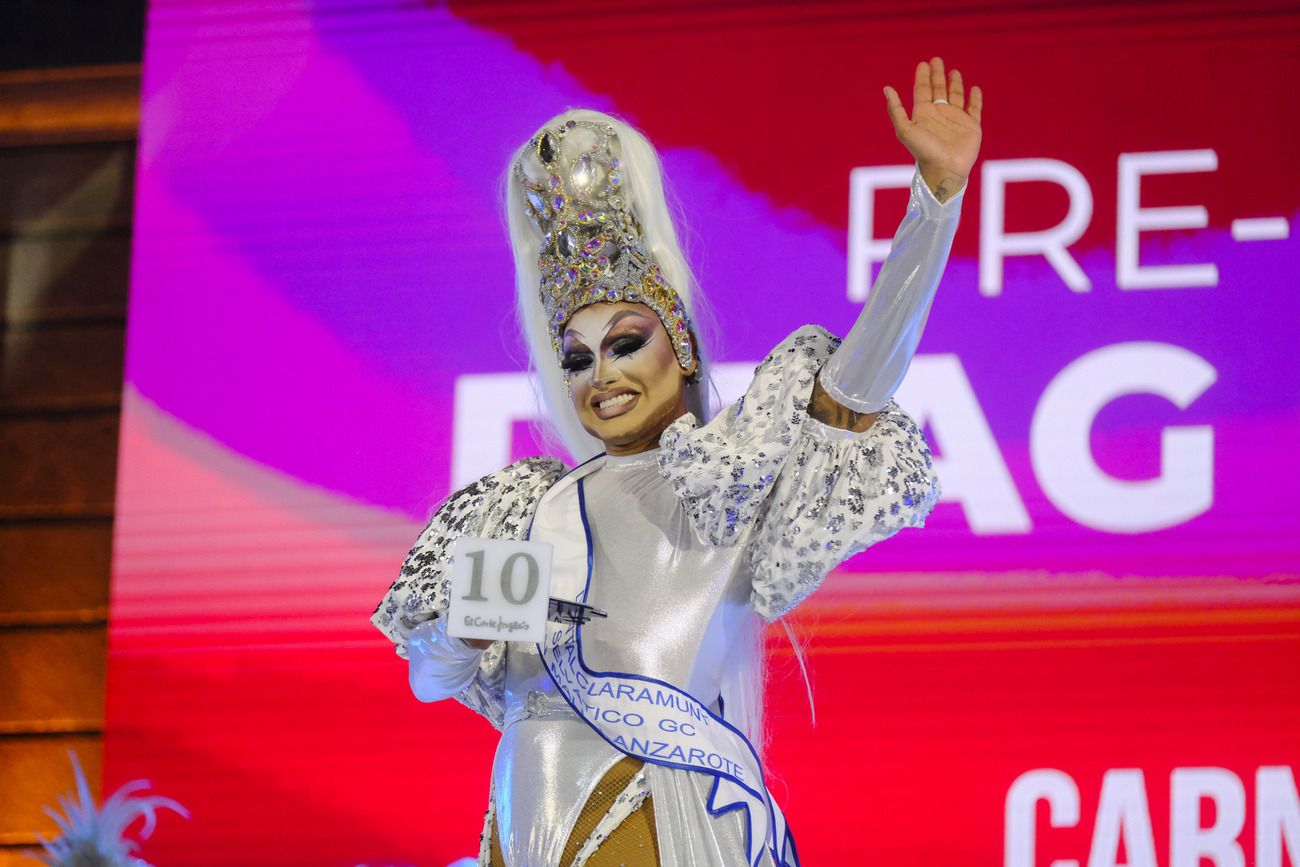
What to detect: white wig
<box><xmin>502</xmin><ymin>109</ymin><xmax>786</xmax><ymax>749</ymax></box>
<box><xmin>504</xmin><ymin>108</ymin><xmax>717</xmax><ymax>463</ymax></box>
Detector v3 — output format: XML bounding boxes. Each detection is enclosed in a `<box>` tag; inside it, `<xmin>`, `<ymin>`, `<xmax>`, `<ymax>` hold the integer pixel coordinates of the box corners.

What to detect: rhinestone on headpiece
<box><xmin>514</xmin><ymin>119</ymin><xmax>695</xmax><ymax>372</ymax></box>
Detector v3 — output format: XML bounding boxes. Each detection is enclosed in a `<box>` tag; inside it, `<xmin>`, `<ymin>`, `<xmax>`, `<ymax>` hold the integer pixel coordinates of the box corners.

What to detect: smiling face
<box><xmin>561</xmin><ymin>301</ymin><xmax>698</xmax><ymax>456</ymax></box>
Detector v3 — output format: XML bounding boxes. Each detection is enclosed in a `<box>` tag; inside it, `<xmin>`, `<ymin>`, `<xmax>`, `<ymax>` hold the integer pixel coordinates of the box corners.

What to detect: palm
<box><xmin>884</xmin><ymin>58</ymin><xmax>983</xmax><ymax>182</ymax></box>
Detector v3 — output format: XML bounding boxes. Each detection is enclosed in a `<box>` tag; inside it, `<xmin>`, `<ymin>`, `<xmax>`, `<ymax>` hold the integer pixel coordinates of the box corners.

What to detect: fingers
<box><xmin>929</xmin><ymin>56</ymin><xmax>947</xmax><ymax>102</ymax></box>
<box><xmin>913</xmin><ymin>60</ymin><xmax>931</xmax><ymax>105</ymax></box>
<box><xmin>883</xmin><ymin>85</ymin><xmax>909</xmax><ymax>132</ymax></box>
<box><xmin>909</xmin><ymin>56</ymin><xmax>981</xmax><ymax>119</ymax></box>
<box><xmin>948</xmin><ymin>68</ymin><xmax>965</xmax><ymax>110</ymax></box>
<box><xmin>968</xmin><ymin>85</ymin><xmax>983</xmax><ymax>123</ymax></box>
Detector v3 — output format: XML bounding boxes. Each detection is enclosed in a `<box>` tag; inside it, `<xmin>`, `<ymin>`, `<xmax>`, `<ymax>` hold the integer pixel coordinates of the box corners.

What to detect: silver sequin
<box><xmin>372</xmin><ymin>325</ymin><xmax>942</xmax><ymax>861</ymax></box>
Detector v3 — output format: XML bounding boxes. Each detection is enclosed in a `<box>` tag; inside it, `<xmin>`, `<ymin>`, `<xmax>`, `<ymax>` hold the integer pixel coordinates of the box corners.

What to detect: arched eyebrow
<box><xmin>565</xmin><ymin>309</ymin><xmax>653</xmax><ymax>344</ymax></box>
<box><xmin>603</xmin><ymin>309</ymin><xmax>653</xmax><ymax>331</ymax></box>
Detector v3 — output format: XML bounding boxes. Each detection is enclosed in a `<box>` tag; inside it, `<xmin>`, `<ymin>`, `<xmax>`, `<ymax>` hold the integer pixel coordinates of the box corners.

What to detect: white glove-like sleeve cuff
<box><xmin>406</xmin><ymin>616</ymin><xmax>485</xmax><ymax>703</ymax></box>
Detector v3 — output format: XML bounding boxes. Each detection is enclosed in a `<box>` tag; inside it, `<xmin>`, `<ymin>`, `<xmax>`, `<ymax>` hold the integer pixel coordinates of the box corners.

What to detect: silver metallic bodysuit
<box><xmin>495</xmin><ymin>449</ymin><xmax>762</xmax><ymax>865</ymax></box>
<box><xmin>373</xmin><ymin>167</ymin><xmax>962</xmax><ymax>865</ymax></box>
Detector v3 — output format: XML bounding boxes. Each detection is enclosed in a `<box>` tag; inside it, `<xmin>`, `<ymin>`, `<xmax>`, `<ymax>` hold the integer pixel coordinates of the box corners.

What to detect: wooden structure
<box><xmin>0</xmin><ymin>63</ymin><xmax>138</xmax><ymax>864</ymax></box>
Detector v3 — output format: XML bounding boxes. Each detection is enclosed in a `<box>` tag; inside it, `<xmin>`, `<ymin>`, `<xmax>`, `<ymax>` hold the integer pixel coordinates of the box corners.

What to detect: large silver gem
<box><xmin>571</xmin><ymin>154</ymin><xmax>600</xmax><ymax>191</ymax></box>
<box><xmin>525</xmin><ymin>189</ymin><xmax>548</xmax><ymax>216</ymax></box>
<box><xmin>557</xmin><ymin>230</ymin><xmax>576</xmax><ymax>257</ymax></box>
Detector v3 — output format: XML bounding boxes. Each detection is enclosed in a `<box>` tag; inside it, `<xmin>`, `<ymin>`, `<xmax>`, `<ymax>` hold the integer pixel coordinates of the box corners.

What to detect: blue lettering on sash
<box><xmin>530</xmin><ymin>473</ymin><xmax>796</xmax><ymax>867</ymax></box>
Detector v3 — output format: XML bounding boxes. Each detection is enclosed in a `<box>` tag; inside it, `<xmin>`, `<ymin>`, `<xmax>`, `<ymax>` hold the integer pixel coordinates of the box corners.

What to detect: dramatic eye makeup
<box><xmin>602</xmin><ymin>310</ymin><xmax>655</xmax><ymax>356</ymax></box>
<box><xmin>609</xmin><ymin>330</ymin><xmax>650</xmax><ymax>357</ymax></box>
<box><xmin>560</xmin><ymin>339</ymin><xmax>593</xmax><ymax>373</ymax></box>
<box><xmin>561</xmin><ymin>312</ymin><xmax>655</xmax><ymax>374</ymax></box>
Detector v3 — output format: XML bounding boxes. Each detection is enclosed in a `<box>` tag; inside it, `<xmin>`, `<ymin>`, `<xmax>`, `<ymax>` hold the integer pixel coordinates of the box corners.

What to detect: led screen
<box><xmin>108</xmin><ymin>2</ymin><xmax>1300</xmax><ymax>864</ymax></box>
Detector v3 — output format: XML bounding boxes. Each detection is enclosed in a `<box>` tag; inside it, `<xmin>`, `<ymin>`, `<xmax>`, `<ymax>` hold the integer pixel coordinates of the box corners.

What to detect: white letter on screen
<box><xmin>847</xmin><ymin>164</ymin><xmax>916</xmax><ymax>302</ymax></box>
<box><xmin>896</xmin><ymin>355</ymin><xmax>1031</xmax><ymax>534</ymax></box>
<box><xmin>453</xmin><ymin>362</ymin><xmax>757</xmax><ymax>488</ymax></box>
<box><xmin>980</xmin><ymin>158</ymin><xmax>1093</xmax><ymax>296</ymax></box>
<box><xmin>1006</xmin><ymin>769</ymin><xmax>1081</xmax><ymax>867</ymax></box>
<box><xmin>453</xmin><ymin>371</ymin><xmax>536</xmax><ymax>489</ymax></box>
<box><xmin>1031</xmin><ymin>342</ymin><xmax>1216</xmax><ymax>533</ymax></box>
<box><xmin>1257</xmin><ymin>767</ymin><xmax>1300</xmax><ymax>867</ymax></box>
<box><xmin>1171</xmin><ymin>768</ymin><xmax>1245</xmax><ymax>867</ymax></box>
<box><xmin>1117</xmin><ymin>149</ymin><xmax>1219</xmax><ymax>290</ymax></box>
<box><xmin>1088</xmin><ymin>770</ymin><xmax>1158</xmax><ymax>867</ymax></box>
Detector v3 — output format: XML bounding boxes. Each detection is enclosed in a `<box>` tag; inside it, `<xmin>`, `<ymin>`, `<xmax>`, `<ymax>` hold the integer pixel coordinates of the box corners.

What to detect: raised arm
<box><xmin>811</xmin><ymin>57</ymin><xmax>983</xmax><ymax>432</ymax></box>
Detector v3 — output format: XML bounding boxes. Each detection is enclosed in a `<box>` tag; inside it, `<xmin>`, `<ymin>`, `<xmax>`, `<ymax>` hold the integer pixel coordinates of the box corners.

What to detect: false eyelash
<box><xmin>560</xmin><ymin>354</ymin><xmax>593</xmax><ymax>373</ymax></box>
<box><xmin>560</xmin><ymin>335</ymin><xmax>646</xmax><ymax>373</ymax></box>
<box><xmin>611</xmin><ymin>336</ymin><xmax>646</xmax><ymax>357</ymax></box>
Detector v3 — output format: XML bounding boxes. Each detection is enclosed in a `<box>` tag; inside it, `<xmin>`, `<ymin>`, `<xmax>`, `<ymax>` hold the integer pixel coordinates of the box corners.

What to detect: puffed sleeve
<box><xmin>371</xmin><ymin>456</ymin><xmax>566</xmax><ymax>728</ymax></box>
<box><xmin>658</xmin><ymin>325</ymin><xmax>941</xmax><ymax>622</ymax></box>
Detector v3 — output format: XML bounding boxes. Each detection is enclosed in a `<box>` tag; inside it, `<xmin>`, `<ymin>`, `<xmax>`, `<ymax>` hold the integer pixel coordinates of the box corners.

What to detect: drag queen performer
<box><xmin>373</xmin><ymin>58</ymin><xmax>983</xmax><ymax>866</ymax></box>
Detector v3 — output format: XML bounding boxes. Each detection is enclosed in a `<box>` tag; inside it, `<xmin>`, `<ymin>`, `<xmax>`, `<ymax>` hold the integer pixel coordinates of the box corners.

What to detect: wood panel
<box><xmin>0</xmin><ymin>735</ymin><xmax>101</xmax><ymax>844</ymax></box>
<box><xmin>0</xmin><ymin>413</ymin><xmax>119</xmax><ymax>518</ymax></box>
<box><xmin>0</xmin><ymin>143</ymin><xmax>133</xmax><ymax>236</ymax></box>
<box><xmin>0</xmin><ymin>522</ymin><xmax>112</xmax><ymax>621</ymax></box>
<box><xmin>0</xmin><ymin>64</ymin><xmax>138</xmax><ymax>147</ymax></box>
<box><xmin>0</xmin><ymin>60</ymin><xmax>137</xmax><ymax>859</ymax></box>
<box><xmin>0</xmin><ymin>627</ymin><xmax>105</xmax><ymax>731</ymax></box>
<box><xmin>1</xmin><ymin>322</ymin><xmax>125</xmax><ymax>411</ymax></box>
<box><xmin>1</xmin><ymin>230</ymin><xmax>132</xmax><ymax>326</ymax></box>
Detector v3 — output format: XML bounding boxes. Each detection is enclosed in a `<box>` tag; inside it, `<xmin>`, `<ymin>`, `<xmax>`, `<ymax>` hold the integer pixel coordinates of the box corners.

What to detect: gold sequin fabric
<box><xmin>486</xmin><ymin>756</ymin><xmax>659</xmax><ymax>867</ymax></box>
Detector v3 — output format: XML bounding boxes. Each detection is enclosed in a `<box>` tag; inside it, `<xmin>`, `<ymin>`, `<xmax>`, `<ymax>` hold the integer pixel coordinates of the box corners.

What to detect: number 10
<box><xmin>462</xmin><ymin>550</ymin><xmax>540</xmax><ymax>605</ymax></box>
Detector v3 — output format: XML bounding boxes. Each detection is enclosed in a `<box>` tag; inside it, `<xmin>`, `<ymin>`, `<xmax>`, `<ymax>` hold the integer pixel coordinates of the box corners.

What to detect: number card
<box><xmin>446</xmin><ymin>537</ymin><xmax>553</xmax><ymax>643</ymax></box>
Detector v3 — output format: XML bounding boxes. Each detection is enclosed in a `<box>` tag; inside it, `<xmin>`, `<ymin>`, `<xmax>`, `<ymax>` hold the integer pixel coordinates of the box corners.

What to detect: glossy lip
<box><xmin>591</xmin><ymin>388</ymin><xmax>639</xmax><ymax>420</ymax></box>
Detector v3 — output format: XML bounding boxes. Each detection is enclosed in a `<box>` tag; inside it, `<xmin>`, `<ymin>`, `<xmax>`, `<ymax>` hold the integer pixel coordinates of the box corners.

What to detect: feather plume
<box><xmin>34</xmin><ymin>751</ymin><xmax>188</xmax><ymax>867</ymax></box>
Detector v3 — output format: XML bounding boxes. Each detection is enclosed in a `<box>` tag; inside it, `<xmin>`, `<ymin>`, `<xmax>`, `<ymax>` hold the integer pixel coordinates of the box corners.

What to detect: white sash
<box><xmin>527</xmin><ymin>459</ymin><xmax>799</xmax><ymax>867</ymax></box>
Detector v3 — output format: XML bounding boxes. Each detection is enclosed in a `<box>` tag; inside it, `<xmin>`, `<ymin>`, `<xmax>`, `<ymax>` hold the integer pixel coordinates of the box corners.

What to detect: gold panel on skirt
<box><xmin>489</xmin><ymin>756</ymin><xmax>659</xmax><ymax>867</ymax></box>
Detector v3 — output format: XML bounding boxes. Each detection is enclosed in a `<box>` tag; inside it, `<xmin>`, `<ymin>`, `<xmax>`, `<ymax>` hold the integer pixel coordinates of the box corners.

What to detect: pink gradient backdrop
<box><xmin>108</xmin><ymin>2</ymin><xmax>1300</xmax><ymax>864</ymax></box>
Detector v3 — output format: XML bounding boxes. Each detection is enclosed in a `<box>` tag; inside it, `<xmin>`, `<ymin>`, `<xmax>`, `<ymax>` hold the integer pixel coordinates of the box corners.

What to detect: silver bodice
<box><xmin>373</xmin><ymin>166</ymin><xmax>959</xmax><ymax>867</ymax></box>
<box><xmin>494</xmin><ymin>448</ymin><xmax>763</xmax><ymax>866</ymax></box>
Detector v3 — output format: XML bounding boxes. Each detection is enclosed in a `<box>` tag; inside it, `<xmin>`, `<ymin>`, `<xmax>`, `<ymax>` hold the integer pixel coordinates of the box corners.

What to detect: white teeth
<box><xmin>598</xmin><ymin>393</ymin><xmax>636</xmax><ymax>410</ymax></box>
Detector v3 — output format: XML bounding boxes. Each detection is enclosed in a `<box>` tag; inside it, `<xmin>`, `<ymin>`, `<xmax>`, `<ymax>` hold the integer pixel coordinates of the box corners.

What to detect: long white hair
<box><xmin>501</xmin><ymin>109</ymin><xmax>781</xmax><ymax>748</ymax></box>
<box><xmin>503</xmin><ymin>108</ymin><xmax>717</xmax><ymax>463</ymax></box>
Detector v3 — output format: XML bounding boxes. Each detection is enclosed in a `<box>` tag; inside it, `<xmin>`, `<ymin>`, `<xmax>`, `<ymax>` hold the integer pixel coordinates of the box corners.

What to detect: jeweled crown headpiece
<box><xmin>514</xmin><ymin>118</ymin><xmax>695</xmax><ymax>372</ymax></box>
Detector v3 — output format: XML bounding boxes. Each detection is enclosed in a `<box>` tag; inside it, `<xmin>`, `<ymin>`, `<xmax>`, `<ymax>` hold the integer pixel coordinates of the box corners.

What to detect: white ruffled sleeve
<box><xmin>657</xmin><ymin>325</ymin><xmax>941</xmax><ymax>622</ymax></box>
<box><xmin>371</xmin><ymin>456</ymin><xmax>566</xmax><ymax>728</ymax></box>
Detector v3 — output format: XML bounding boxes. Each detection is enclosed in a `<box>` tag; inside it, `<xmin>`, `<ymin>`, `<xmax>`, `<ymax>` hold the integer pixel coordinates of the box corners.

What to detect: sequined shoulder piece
<box><xmin>657</xmin><ymin>324</ymin><xmax>942</xmax><ymax>621</ymax></box>
<box><xmin>371</xmin><ymin>457</ymin><xmax>565</xmax><ymax>729</ymax></box>
<box><xmin>372</xmin><ymin>455</ymin><xmax>567</xmax><ymax>650</ymax></box>
<box><xmin>655</xmin><ymin>324</ymin><xmax>843</xmax><ymax>546</ymax></box>
<box><xmin>745</xmin><ymin>392</ymin><xmax>941</xmax><ymax>622</ymax></box>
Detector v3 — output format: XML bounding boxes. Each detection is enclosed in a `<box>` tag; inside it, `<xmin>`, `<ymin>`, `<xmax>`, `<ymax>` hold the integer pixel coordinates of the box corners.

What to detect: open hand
<box><xmin>884</xmin><ymin>57</ymin><xmax>983</xmax><ymax>202</ymax></box>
